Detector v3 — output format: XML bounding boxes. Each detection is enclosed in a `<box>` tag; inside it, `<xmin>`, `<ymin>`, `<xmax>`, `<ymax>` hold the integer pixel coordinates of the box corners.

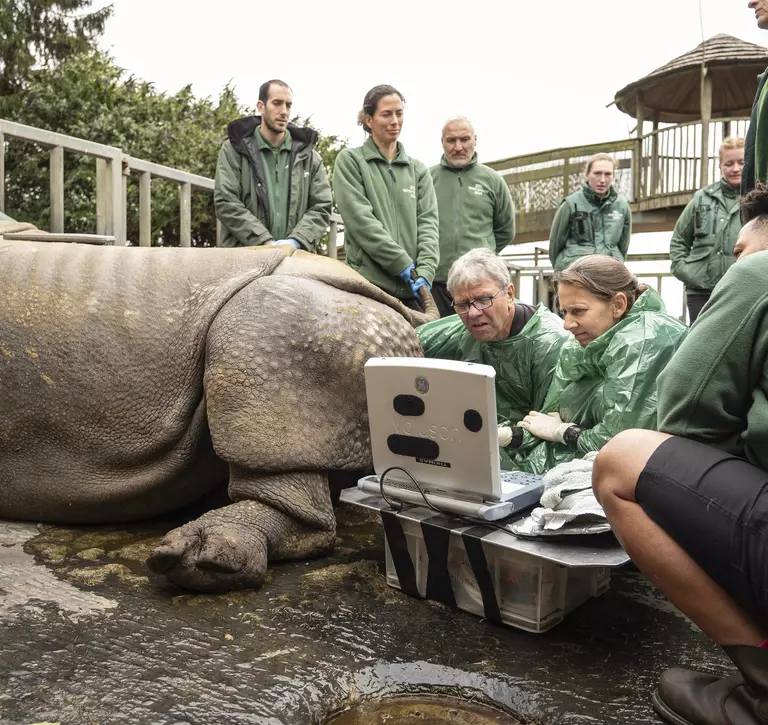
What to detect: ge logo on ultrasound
<box><xmin>415</xmin><ymin>376</ymin><xmax>429</xmax><ymax>394</ymax></box>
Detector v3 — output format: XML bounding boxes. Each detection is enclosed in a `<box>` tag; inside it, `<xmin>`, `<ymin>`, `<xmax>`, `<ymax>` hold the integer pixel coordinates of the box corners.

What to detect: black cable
<box><xmin>377</xmin><ymin>465</ymin><xmax>521</xmax><ymax>536</ymax></box>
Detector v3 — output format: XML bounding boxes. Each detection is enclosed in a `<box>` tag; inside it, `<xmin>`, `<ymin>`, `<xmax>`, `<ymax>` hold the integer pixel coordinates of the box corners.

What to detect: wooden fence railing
<box><xmin>487</xmin><ymin>116</ymin><xmax>750</xmax><ymax>241</ymax></box>
<box><xmin>0</xmin><ymin>119</ymin><xmax>342</xmax><ymax>251</ymax></box>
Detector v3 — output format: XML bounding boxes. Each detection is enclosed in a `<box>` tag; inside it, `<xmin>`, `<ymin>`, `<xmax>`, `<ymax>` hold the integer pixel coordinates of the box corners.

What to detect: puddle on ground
<box><xmin>324</xmin><ymin>695</ymin><xmax>520</xmax><ymax>725</ymax></box>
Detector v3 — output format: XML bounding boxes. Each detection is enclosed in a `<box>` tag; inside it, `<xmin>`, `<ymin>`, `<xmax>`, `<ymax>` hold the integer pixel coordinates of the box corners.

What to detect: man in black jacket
<box><xmin>214</xmin><ymin>79</ymin><xmax>332</xmax><ymax>251</ymax></box>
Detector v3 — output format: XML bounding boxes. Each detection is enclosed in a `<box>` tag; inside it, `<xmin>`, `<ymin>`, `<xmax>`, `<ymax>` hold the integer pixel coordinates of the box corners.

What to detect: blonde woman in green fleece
<box><xmin>669</xmin><ymin>137</ymin><xmax>744</xmax><ymax>324</ymax></box>
<box><xmin>333</xmin><ymin>85</ymin><xmax>439</xmax><ymax>308</ymax></box>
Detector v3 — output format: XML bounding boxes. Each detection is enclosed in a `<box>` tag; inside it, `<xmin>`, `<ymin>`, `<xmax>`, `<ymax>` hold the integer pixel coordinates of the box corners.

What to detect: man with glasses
<box><xmin>417</xmin><ymin>248</ymin><xmax>568</xmax><ymax>428</ymax></box>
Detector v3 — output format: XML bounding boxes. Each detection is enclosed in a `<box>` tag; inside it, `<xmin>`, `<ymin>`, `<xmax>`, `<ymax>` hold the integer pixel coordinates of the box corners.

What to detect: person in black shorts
<box><xmin>592</xmin><ymin>183</ymin><xmax>768</xmax><ymax>725</ymax></box>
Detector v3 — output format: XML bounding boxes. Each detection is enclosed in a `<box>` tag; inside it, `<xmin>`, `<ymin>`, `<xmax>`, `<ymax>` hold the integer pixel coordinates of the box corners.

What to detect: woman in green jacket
<box><xmin>333</xmin><ymin>85</ymin><xmax>439</xmax><ymax>306</ymax></box>
<box><xmin>500</xmin><ymin>255</ymin><xmax>687</xmax><ymax>473</ymax></box>
<box><xmin>548</xmin><ymin>153</ymin><xmax>632</xmax><ymax>273</ymax></box>
<box><xmin>669</xmin><ymin>137</ymin><xmax>744</xmax><ymax>324</ymax></box>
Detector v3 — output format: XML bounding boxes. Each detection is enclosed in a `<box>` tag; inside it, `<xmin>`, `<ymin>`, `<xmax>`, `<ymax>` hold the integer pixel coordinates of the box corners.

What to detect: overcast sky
<box><xmin>97</xmin><ymin>0</ymin><xmax>766</xmax><ymax>167</ymax></box>
<box><xmin>95</xmin><ymin>0</ymin><xmax>765</xmax><ymax>318</ymax></box>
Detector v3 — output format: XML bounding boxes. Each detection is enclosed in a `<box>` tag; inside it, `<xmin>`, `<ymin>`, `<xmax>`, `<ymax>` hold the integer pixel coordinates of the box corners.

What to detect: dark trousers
<box><xmin>431</xmin><ymin>282</ymin><xmax>455</xmax><ymax>318</ymax></box>
<box><xmin>686</xmin><ymin>292</ymin><xmax>711</xmax><ymax>325</ymax></box>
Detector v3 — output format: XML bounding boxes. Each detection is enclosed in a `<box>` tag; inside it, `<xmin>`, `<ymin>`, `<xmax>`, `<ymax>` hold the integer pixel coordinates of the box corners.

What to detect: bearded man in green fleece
<box><xmin>214</xmin><ymin>79</ymin><xmax>332</xmax><ymax>251</ymax></box>
<box><xmin>429</xmin><ymin>117</ymin><xmax>516</xmax><ymax>317</ymax></box>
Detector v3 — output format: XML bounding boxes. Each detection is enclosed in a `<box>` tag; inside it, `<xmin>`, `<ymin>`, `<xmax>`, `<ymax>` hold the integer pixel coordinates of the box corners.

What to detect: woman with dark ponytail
<box><xmin>499</xmin><ymin>255</ymin><xmax>687</xmax><ymax>473</ymax></box>
<box><xmin>592</xmin><ymin>183</ymin><xmax>768</xmax><ymax>725</ymax></box>
<box><xmin>333</xmin><ymin>85</ymin><xmax>439</xmax><ymax>308</ymax></box>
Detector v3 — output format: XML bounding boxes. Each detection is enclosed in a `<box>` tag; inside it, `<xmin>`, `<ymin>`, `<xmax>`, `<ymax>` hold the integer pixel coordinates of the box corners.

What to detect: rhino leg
<box><xmin>147</xmin><ymin>470</ymin><xmax>335</xmax><ymax>592</ymax></box>
<box><xmin>149</xmin><ymin>274</ymin><xmax>420</xmax><ymax>592</ymax></box>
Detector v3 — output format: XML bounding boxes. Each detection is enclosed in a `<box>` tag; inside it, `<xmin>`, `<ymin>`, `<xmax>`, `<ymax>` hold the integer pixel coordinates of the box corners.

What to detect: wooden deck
<box><xmin>487</xmin><ymin>117</ymin><xmax>749</xmax><ymax>244</ymax></box>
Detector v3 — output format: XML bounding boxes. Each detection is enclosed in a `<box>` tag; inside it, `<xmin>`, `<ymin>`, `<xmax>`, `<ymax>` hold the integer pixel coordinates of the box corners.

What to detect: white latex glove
<box><xmin>519</xmin><ymin>411</ymin><xmax>572</xmax><ymax>443</ymax></box>
<box><xmin>498</xmin><ymin>425</ymin><xmax>513</xmax><ymax>447</ymax></box>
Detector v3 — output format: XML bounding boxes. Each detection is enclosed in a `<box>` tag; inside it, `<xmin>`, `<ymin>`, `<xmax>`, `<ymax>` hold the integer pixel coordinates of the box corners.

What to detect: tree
<box><xmin>0</xmin><ymin>50</ymin><xmax>347</xmax><ymax>246</ymax></box>
<box><xmin>0</xmin><ymin>0</ymin><xmax>112</xmax><ymax>96</ymax></box>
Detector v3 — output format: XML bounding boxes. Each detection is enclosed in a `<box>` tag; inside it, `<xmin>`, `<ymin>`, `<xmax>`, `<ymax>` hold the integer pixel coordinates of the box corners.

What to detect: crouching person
<box><xmin>505</xmin><ymin>255</ymin><xmax>687</xmax><ymax>473</ymax></box>
<box><xmin>416</xmin><ymin>247</ymin><xmax>569</xmax><ymax>425</ymax></box>
<box><xmin>592</xmin><ymin>185</ymin><xmax>768</xmax><ymax>725</ymax></box>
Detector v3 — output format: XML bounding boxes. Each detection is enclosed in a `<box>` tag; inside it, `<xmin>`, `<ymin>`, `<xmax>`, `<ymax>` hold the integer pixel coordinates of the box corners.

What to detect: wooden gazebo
<box><xmin>488</xmin><ymin>34</ymin><xmax>767</xmax><ymax>242</ymax></box>
<box><xmin>614</xmin><ymin>33</ymin><xmax>766</xmax><ymax>192</ymax></box>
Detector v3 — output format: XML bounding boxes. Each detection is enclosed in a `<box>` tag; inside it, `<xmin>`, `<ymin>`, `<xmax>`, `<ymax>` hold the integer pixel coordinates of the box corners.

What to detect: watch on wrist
<box><xmin>562</xmin><ymin>424</ymin><xmax>583</xmax><ymax>447</ymax></box>
<box><xmin>507</xmin><ymin>426</ymin><xmax>525</xmax><ymax>449</ymax></box>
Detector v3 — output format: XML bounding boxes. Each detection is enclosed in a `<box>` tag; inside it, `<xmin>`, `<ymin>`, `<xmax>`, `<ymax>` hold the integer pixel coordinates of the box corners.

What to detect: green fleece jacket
<box><xmin>214</xmin><ymin>116</ymin><xmax>332</xmax><ymax>251</ymax></box>
<box><xmin>548</xmin><ymin>184</ymin><xmax>632</xmax><ymax>272</ymax></box>
<box><xmin>416</xmin><ymin>304</ymin><xmax>568</xmax><ymax>425</ymax></box>
<box><xmin>669</xmin><ymin>179</ymin><xmax>741</xmax><ymax>294</ymax></box>
<box><xmin>743</xmin><ymin>68</ymin><xmax>768</xmax><ymax>194</ymax></box>
<box><xmin>430</xmin><ymin>154</ymin><xmax>516</xmax><ymax>282</ymax></box>
<box><xmin>333</xmin><ymin>137</ymin><xmax>439</xmax><ymax>298</ymax></box>
<box><xmin>658</xmin><ymin>252</ymin><xmax>768</xmax><ymax>472</ymax></box>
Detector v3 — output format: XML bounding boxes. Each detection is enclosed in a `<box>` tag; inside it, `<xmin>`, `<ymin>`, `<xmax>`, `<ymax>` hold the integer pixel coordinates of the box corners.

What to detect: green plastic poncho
<box><xmin>416</xmin><ymin>305</ymin><xmax>569</xmax><ymax>425</ymax></box>
<box><xmin>508</xmin><ymin>289</ymin><xmax>688</xmax><ymax>473</ymax></box>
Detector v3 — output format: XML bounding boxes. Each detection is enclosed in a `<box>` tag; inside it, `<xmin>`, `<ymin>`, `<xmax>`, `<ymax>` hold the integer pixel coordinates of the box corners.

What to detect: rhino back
<box><xmin>0</xmin><ymin>242</ymin><xmax>284</xmax><ymax>522</ymax></box>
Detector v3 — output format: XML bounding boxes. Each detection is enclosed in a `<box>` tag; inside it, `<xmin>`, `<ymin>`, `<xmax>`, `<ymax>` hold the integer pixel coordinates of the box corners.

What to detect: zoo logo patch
<box><xmin>468</xmin><ymin>183</ymin><xmax>489</xmax><ymax>197</ymax></box>
<box><xmin>403</xmin><ymin>185</ymin><xmax>416</xmax><ymax>200</ymax></box>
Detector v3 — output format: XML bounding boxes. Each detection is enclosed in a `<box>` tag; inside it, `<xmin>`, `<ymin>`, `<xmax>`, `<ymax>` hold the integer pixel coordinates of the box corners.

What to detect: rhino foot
<box><xmin>146</xmin><ymin>496</ymin><xmax>337</xmax><ymax>592</ymax></box>
<box><xmin>147</xmin><ymin>501</ymin><xmax>269</xmax><ymax>592</ymax></box>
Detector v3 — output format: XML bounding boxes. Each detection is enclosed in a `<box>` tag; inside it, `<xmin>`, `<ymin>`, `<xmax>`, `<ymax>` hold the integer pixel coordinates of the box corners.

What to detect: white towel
<box><xmin>529</xmin><ymin>453</ymin><xmax>608</xmax><ymax>531</ymax></box>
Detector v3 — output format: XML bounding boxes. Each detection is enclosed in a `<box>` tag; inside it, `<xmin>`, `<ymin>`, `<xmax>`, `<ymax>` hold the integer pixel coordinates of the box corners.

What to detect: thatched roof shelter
<box><xmin>614</xmin><ymin>34</ymin><xmax>767</xmax><ymax>123</ymax></box>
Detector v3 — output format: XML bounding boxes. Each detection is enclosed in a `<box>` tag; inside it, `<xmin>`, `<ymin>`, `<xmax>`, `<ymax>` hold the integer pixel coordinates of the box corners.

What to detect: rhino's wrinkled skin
<box><xmin>0</xmin><ymin>242</ymin><xmax>428</xmax><ymax>592</ymax></box>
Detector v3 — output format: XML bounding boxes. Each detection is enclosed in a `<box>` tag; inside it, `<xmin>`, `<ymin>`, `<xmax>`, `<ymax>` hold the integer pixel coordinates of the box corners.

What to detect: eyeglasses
<box><xmin>452</xmin><ymin>289</ymin><xmax>505</xmax><ymax>315</ymax></box>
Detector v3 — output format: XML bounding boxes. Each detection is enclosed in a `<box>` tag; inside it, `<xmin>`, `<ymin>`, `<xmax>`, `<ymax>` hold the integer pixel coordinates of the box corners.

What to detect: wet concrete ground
<box><xmin>0</xmin><ymin>502</ymin><xmax>730</xmax><ymax>725</ymax></box>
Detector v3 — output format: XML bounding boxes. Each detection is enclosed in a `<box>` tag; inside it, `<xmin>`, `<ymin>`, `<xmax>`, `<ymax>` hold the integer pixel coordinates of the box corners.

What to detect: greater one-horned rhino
<box><xmin>0</xmin><ymin>240</ymin><xmax>437</xmax><ymax>591</ymax></box>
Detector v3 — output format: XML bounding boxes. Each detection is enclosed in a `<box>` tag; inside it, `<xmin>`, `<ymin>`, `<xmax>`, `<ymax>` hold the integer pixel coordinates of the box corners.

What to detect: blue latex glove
<box><xmin>410</xmin><ymin>276</ymin><xmax>431</xmax><ymax>297</ymax></box>
<box><xmin>270</xmin><ymin>238</ymin><xmax>301</xmax><ymax>250</ymax></box>
<box><xmin>397</xmin><ymin>263</ymin><xmax>415</xmax><ymax>285</ymax></box>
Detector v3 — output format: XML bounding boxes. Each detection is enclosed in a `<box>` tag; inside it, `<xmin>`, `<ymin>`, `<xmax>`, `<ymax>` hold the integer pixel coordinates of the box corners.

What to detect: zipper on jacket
<box><xmin>286</xmin><ymin>144</ymin><xmax>304</xmax><ymax>234</ymax></box>
<box><xmin>455</xmin><ymin>173</ymin><xmax>462</xmax><ymax>259</ymax></box>
<box><xmin>387</xmin><ymin>164</ymin><xmax>404</xmax><ymax>288</ymax></box>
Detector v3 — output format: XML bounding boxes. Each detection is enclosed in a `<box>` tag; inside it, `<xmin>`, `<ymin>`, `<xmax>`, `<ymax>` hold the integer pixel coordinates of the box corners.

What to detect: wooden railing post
<box><xmin>122</xmin><ymin>159</ymin><xmax>128</xmax><ymax>246</ymax></box>
<box><xmin>96</xmin><ymin>158</ymin><xmax>108</xmax><ymax>235</ymax></box>
<box><xmin>107</xmin><ymin>156</ymin><xmax>124</xmax><ymax>244</ymax></box>
<box><xmin>180</xmin><ymin>182</ymin><xmax>191</xmax><ymax>247</ymax></box>
<box><xmin>49</xmin><ymin>146</ymin><xmax>64</xmax><ymax>233</ymax></box>
<box><xmin>327</xmin><ymin>218</ymin><xmax>338</xmax><ymax>259</ymax></box>
<box><xmin>700</xmin><ymin>68</ymin><xmax>713</xmax><ymax>188</ymax></box>
<box><xmin>563</xmin><ymin>157</ymin><xmax>570</xmax><ymax>198</ymax></box>
<box><xmin>536</xmin><ymin>270</ymin><xmax>548</xmax><ymax>307</ymax></box>
<box><xmin>0</xmin><ymin>131</ymin><xmax>5</xmax><ymax>214</ymax></box>
<box><xmin>633</xmin><ymin>94</ymin><xmax>645</xmax><ymax>202</ymax></box>
<box><xmin>650</xmin><ymin>117</ymin><xmax>660</xmax><ymax>196</ymax></box>
<box><xmin>215</xmin><ymin>219</ymin><xmax>221</xmax><ymax>247</ymax></box>
<box><xmin>139</xmin><ymin>171</ymin><xmax>151</xmax><ymax>247</ymax></box>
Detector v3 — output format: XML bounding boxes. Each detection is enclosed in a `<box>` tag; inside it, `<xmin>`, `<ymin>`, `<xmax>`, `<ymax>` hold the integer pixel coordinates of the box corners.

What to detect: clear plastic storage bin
<box><xmin>384</xmin><ymin>514</ymin><xmax>611</xmax><ymax>633</ymax></box>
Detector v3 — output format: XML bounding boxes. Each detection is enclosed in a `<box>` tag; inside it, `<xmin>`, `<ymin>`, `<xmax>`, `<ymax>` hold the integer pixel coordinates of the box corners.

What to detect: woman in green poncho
<box><xmin>501</xmin><ymin>255</ymin><xmax>688</xmax><ymax>473</ymax></box>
